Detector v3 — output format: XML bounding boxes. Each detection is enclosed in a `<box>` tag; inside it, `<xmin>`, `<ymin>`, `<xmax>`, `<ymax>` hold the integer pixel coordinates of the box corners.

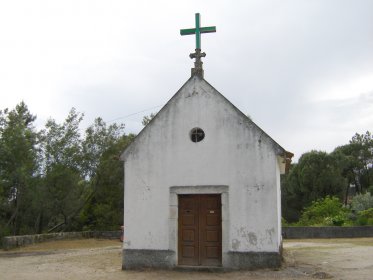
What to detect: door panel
<box><xmin>178</xmin><ymin>194</ymin><xmax>222</xmax><ymax>266</ymax></box>
<box><xmin>199</xmin><ymin>195</ymin><xmax>222</xmax><ymax>266</ymax></box>
<box><xmin>178</xmin><ymin>195</ymin><xmax>199</xmax><ymax>265</ymax></box>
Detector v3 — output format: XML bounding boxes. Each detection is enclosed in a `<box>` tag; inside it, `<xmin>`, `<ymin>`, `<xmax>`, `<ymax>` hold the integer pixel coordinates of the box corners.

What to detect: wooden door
<box><xmin>178</xmin><ymin>194</ymin><xmax>222</xmax><ymax>266</ymax></box>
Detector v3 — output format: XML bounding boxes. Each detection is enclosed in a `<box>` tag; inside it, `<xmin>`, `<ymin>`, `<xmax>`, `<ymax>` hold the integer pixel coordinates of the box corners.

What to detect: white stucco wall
<box><xmin>122</xmin><ymin>76</ymin><xmax>284</xmax><ymax>257</ymax></box>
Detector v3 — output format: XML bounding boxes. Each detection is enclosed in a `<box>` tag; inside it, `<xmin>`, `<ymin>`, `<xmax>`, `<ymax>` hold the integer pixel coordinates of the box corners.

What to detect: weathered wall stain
<box><xmin>248</xmin><ymin>232</ymin><xmax>258</xmax><ymax>246</ymax></box>
<box><xmin>237</xmin><ymin>227</ymin><xmax>258</xmax><ymax>247</ymax></box>
<box><xmin>266</xmin><ymin>228</ymin><xmax>275</xmax><ymax>245</ymax></box>
<box><xmin>246</xmin><ymin>184</ymin><xmax>265</xmax><ymax>196</ymax></box>
<box><xmin>232</xmin><ymin>239</ymin><xmax>241</xmax><ymax>250</ymax></box>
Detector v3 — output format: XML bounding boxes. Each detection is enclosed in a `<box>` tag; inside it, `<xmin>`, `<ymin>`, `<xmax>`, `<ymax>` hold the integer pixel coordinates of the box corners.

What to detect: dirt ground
<box><xmin>0</xmin><ymin>238</ymin><xmax>372</xmax><ymax>280</ymax></box>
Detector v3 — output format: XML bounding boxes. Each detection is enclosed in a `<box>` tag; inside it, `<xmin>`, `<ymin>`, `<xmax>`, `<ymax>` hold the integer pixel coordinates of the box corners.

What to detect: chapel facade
<box><xmin>120</xmin><ymin>13</ymin><xmax>292</xmax><ymax>270</ymax></box>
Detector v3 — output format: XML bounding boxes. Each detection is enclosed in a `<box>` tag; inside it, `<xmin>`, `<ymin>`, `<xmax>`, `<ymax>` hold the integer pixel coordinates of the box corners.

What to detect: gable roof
<box><xmin>120</xmin><ymin>75</ymin><xmax>292</xmax><ymax>170</ymax></box>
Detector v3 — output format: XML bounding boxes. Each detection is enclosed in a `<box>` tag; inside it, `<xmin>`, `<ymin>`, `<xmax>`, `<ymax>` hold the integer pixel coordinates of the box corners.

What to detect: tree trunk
<box><xmin>344</xmin><ymin>182</ymin><xmax>350</xmax><ymax>205</ymax></box>
<box><xmin>35</xmin><ymin>210</ymin><xmax>44</xmax><ymax>234</ymax></box>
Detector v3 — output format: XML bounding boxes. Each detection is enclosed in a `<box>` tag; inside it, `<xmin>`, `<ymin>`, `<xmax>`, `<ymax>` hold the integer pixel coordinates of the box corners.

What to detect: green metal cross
<box><xmin>180</xmin><ymin>13</ymin><xmax>216</xmax><ymax>50</ymax></box>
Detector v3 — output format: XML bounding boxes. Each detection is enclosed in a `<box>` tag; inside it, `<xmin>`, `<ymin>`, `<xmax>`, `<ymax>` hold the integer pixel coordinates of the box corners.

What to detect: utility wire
<box><xmin>107</xmin><ymin>104</ymin><xmax>163</xmax><ymax>123</ymax></box>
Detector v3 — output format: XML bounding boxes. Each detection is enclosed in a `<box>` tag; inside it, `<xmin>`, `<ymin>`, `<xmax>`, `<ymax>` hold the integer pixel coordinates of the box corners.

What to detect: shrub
<box><xmin>351</xmin><ymin>192</ymin><xmax>373</xmax><ymax>212</ymax></box>
<box><xmin>356</xmin><ymin>208</ymin><xmax>373</xmax><ymax>226</ymax></box>
<box><xmin>297</xmin><ymin>196</ymin><xmax>347</xmax><ymax>226</ymax></box>
<box><xmin>282</xmin><ymin>217</ymin><xmax>289</xmax><ymax>226</ymax></box>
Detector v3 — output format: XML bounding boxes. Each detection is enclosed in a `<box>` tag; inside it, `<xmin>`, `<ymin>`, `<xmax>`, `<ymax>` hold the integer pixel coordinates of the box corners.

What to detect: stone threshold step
<box><xmin>175</xmin><ymin>265</ymin><xmax>224</xmax><ymax>272</ymax></box>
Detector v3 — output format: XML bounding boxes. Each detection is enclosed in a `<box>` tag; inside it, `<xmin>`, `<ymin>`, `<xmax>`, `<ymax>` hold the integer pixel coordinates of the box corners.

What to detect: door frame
<box><xmin>169</xmin><ymin>185</ymin><xmax>229</xmax><ymax>267</ymax></box>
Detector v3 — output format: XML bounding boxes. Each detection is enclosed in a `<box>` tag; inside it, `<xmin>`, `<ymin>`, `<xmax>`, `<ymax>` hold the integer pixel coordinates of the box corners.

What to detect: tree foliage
<box><xmin>282</xmin><ymin>131</ymin><xmax>373</xmax><ymax>223</ymax></box>
<box><xmin>78</xmin><ymin>118</ymin><xmax>134</xmax><ymax>231</ymax></box>
<box><xmin>79</xmin><ymin>133</ymin><xmax>134</xmax><ymax>230</ymax></box>
<box><xmin>350</xmin><ymin>192</ymin><xmax>373</xmax><ymax>212</ymax></box>
<box><xmin>0</xmin><ymin>102</ymin><xmax>40</xmax><ymax>235</ymax></box>
<box><xmin>347</xmin><ymin>192</ymin><xmax>373</xmax><ymax>226</ymax></box>
<box><xmin>40</xmin><ymin>108</ymin><xmax>85</xmax><ymax>232</ymax></box>
<box><xmin>142</xmin><ymin>113</ymin><xmax>156</xmax><ymax>126</ymax></box>
<box><xmin>0</xmin><ymin>102</ymin><xmax>133</xmax><ymax>240</ymax></box>
<box><xmin>282</xmin><ymin>151</ymin><xmax>346</xmax><ymax>222</ymax></box>
<box><xmin>356</xmin><ymin>208</ymin><xmax>373</xmax><ymax>225</ymax></box>
<box><xmin>332</xmin><ymin>131</ymin><xmax>373</xmax><ymax>196</ymax></box>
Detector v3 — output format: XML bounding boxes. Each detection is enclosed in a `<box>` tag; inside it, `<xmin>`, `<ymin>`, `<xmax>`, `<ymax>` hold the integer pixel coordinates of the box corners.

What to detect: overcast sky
<box><xmin>0</xmin><ymin>0</ymin><xmax>372</xmax><ymax>161</ymax></box>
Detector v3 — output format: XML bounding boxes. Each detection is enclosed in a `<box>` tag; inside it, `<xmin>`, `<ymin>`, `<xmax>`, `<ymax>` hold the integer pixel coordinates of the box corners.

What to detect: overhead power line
<box><xmin>107</xmin><ymin>104</ymin><xmax>163</xmax><ymax>123</ymax></box>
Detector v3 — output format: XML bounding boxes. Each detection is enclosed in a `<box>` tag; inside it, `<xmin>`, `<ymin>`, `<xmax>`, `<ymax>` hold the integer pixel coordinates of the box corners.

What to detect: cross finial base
<box><xmin>190</xmin><ymin>48</ymin><xmax>206</xmax><ymax>78</ymax></box>
<box><xmin>191</xmin><ymin>66</ymin><xmax>204</xmax><ymax>78</ymax></box>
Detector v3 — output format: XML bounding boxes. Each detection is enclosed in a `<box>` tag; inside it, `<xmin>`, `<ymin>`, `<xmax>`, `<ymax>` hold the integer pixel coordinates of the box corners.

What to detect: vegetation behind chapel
<box><xmin>282</xmin><ymin>131</ymin><xmax>373</xmax><ymax>226</ymax></box>
<box><xmin>0</xmin><ymin>102</ymin><xmax>135</xmax><ymax>239</ymax></box>
<box><xmin>0</xmin><ymin>102</ymin><xmax>372</xmax><ymax>242</ymax></box>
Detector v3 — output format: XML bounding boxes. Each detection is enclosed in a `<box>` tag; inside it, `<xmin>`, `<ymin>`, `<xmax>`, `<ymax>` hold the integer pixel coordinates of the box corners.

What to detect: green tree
<box><xmin>78</xmin><ymin>118</ymin><xmax>134</xmax><ymax>230</ymax></box>
<box><xmin>282</xmin><ymin>151</ymin><xmax>346</xmax><ymax>222</ymax></box>
<box><xmin>0</xmin><ymin>102</ymin><xmax>41</xmax><ymax>236</ymax></box>
<box><xmin>81</xmin><ymin>117</ymin><xmax>125</xmax><ymax>178</ymax></box>
<box><xmin>41</xmin><ymin>108</ymin><xmax>85</xmax><ymax>232</ymax></box>
<box><xmin>332</xmin><ymin>131</ymin><xmax>373</xmax><ymax>196</ymax></box>
<box><xmin>0</xmin><ymin>102</ymin><xmax>136</xmax><ymax>237</ymax></box>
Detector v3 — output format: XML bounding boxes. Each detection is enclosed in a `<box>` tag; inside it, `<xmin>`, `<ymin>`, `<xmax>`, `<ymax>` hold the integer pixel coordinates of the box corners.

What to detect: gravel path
<box><xmin>0</xmin><ymin>238</ymin><xmax>372</xmax><ymax>280</ymax></box>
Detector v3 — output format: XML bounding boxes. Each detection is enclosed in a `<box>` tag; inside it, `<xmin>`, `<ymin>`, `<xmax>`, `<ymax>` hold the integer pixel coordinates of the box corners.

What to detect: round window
<box><xmin>190</xmin><ymin>127</ymin><xmax>205</xmax><ymax>143</ymax></box>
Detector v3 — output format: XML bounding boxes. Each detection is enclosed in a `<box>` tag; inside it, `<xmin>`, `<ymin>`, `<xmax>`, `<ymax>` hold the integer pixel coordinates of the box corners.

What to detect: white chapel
<box><xmin>120</xmin><ymin>13</ymin><xmax>292</xmax><ymax>270</ymax></box>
